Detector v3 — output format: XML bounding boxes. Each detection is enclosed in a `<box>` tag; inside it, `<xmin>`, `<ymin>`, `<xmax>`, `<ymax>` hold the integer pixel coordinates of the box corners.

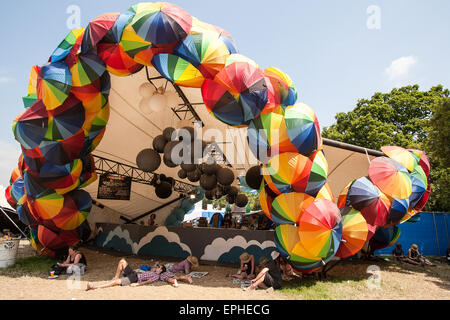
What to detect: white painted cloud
<box><xmin>133</xmin><ymin>226</ymin><xmax>191</xmax><ymax>255</ymax></box>
<box><xmin>201</xmin><ymin>235</ymin><xmax>275</xmax><ymax>261</ymax></box>
<box><xmin>385</xmin><ymin>56</ymin><xmax>418</xmax><ymax>81</ymax></box>
<box><xmin>0</xmin><ymin>140</ymin><xmax>21</xmax><ymax>186</ymax></box>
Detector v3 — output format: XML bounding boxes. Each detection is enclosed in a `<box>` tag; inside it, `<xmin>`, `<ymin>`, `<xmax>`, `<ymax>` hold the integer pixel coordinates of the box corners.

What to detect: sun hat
<box><xmin>187</xmin><ymin>256</ymin><xmax>199</xmax><ymax>268</ymax></box>
<box><xmin>259</xmin><ymin>256</ymin><xmax>269</xmax><ymax>266</ymax></box>
<box><xmin>412</xmin><ymin>244</ymin><xmax>418</xmax><ymax>250</ymax></box>
<box><xmin>271</xmin><ymin>251</ymin><xmax>280</xmax><ymax>260</ymax></box>
<box><xmin>239</xmin><ymin>252</ymin><xmax>252</xmax><ymax>263</ymax></box>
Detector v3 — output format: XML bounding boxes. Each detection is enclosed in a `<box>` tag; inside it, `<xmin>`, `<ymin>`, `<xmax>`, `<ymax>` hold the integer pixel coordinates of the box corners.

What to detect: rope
<box><xmin>364</xmin><ymin>148</ymin><xmax>371</xmax><ymax>164</ymax></box>
<box><xmin>432</xmin><ymin>212</ymin><xmax>441</xmax><ymax>256</ymax></box>
<box><xmin>0</xmin><ymin>207</ymin><xmax>29</xmax><ymax>240</ymax></box>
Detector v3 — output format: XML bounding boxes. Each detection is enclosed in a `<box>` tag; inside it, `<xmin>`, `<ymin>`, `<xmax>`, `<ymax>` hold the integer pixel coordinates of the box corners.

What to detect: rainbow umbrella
<box><xmin>386</xmin><ymin>197</ymin><xmax>409</xmax><ymax>225</ymax></box>
<box><xmin>360</xmin><ymin>186</ymin><xmax>391</xmax><ymax>226</ymax></box>
<box><xmin>259</xmin><ymin>180</ymin><xmax>275</xmax><ymax>220</ymax></box>
<box><xmin>414</xmin><ymin>187</ymin><xmax>430</xmax><ymax>213</ymax></box>
<box><xmin>82</xmin><ymin>104</ymin><xmax>110</xmax><ymax>141</ymax></box>
<box><xmin>37</xmin><ymin>225</ymin><xmax>70</xmax><ymax>250</ymax></box>
<box><xmin>152</xmin><ymin>53</ymin><xmax>205</xmax><ymax>87</ymax></box>
<box><xmin>284</xmin><ymin>103</ymin><xmax>322</xmax><ymax>156</ymax></box>
<box><xmin>102</xmin><ymin>11</ymin><xmax>135</xmax><ymax>44</ymax></box>
<box><xmin>97</xmin><ymin>42</ymin><xmax>144</xmax><ymax>77</ymax></box>
<box><xmin>27</xmin><ymin>188</ymin><xmax>65</xmax><ymax>221</ymax></box>
<box><xmin>409</xmin><ymin>165</ymin><xmax>427</xmax><ymax>209</ymax></box>
<box><xmin>70</xmin><ymin>53</ymin><xmax>107</xmax><ymax>87</ymax></box>
<box><xmin>346</xmin><ymin>177</ymin><xmax>379</xmax><ymax>211</ymax></box>
<box><xmin>50</xmin><ymin>28</ymin><xmax>85</xmax><ymax>63</ymax></box>
<box><xmin>262</xmin><ymin>152</ymin><xmax>313</xmax><ymax>194</ymax></box>
<box><xmin>247</xmin><ymin>112</ymin><xmax>297</xmax><ymax>163</ymax></box>
<box><xmin>12</xmin><ymin>100</ymin><xmax>48</xmax><ymax>150</ymax></box>
<box><xmin>131</xmin><ymin>2</ymin><xmax>192</xmax><ymax>45</ymax></box>
<box><xmin>368</xmin><ymin>157</ymin><xmax>412</xmax><ymax>199</ymax></box>
<box><xmin>335</xmin><ymin>206</ymin><xmax>368</xmax><ymax>258</ymax></box>
<box><xmin>71</xmin><ymin>72</ymin><xmax>110</xmax><ymax>113</ymax></box>
<box><xmin>173</xmin><ymin>31</ymin><xmax>231</xmax><ymax>78</ymax></box>
<box><xmin>50</xmin><ymin>190</ymin><xmax>92</xmax><ymax>230</ymax></box>
<box><xmin>22</xmin><ymin>65</ymin><xmax>40</xmax><ymax>108</ymax></box>
<box><xmin>263</xmin><ymin>67</ymin><xmax>297</xmax><ymax>108</ymax></box>
<box><xmin>305</xmin><ymin>151</ymin><xmax>328</xmax><ymax>197</ymax></box>
<box><xmin>79</xmin><ymin>154</ymin><xmax>97</xmax><ymax>188</ymax></box>
<box><xmin>224</xmin><ymin>54</ymin><xmax>259</xmax><ymax>68</ymax></box>
<box><xmin>39</xmin><ymin>130</ymin><xmax>86</xmax><ymax>165</ymax></box>
<box><xmin>270</xmin><ymin>192</ymin><xmax>314</xmax><ymax>225</ymax></box>
<box><xmin>46</xmin><ymin>94</ymin><xmax>85</xmax><ymax>141</ymax></box>
<box><xmin>315</xmin><ymin>182</ymin><xmax>334</xmax><ymax>202</ymax></box>
<box><xmin>81</xmin><ymin>13</ymin><xmax>120</xmax><ymax>53</ymax></box>
<box><xmin>37</xmin><ymin>159</ymin><xmax>82</xmax><ymax>195</ymax></box>
<box><xmin>37</xmin><ymin>61</ymin><xmax>72</xmax><ymax>110</ymax></box>
<box><xmin>337</xmin><ymin>180</ymin><xmax>354</xmax><ymax>209</ymax></box>
<box><xmin>190</xmin><ymin>17</ymin><xmax>238</xmax><ymax>54</ymax></box>
<box><xmin>17</xmin><ymin>202</ymin><xmax>38</xmax><ymax>226</ymax></box>
<box><xmin>201</xmin><ymin>59</ymin><xmax>268</xmax><ymax>126</ymax></box>
<box><xmin>408</xmin><ymin>149</ymin><xmax>430</xmax><ymax>177</ymax></box>
<box><xmin>297</xmin><ymin>199</ymin><xmax>342</xmax><ymax>260</ymax></box>
<box><xmin>30</xmin><ymin>227</ymin><xmax>55</xmax><ymax>257</ymax></box>
<box><xmin>369</xmin><ymin>225</ymin><xmax>401</xmax><ymax>251</ymax></box>
<box><xmin>381</xmin><ymin>146</ymin><xmax>417</xmax><ymax>172</ymax></box>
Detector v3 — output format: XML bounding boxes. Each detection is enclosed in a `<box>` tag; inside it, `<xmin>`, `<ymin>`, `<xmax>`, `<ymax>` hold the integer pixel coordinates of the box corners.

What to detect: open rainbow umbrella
<box><xmin>70</xmin><ymin>53</ymin><xmax>107</xmax><ymax>87</ymax></box>
<box><xmin>71</xmin><ymin>72</ymin><xmax>110</xmax><ymax>113</ymax></box>
<box><xmin>37</xmin><ymin>61</ymin><xmax>72</xmax><ymax>110</ymax></box>
<box><xmin>368</xmin><ymin>157</ymin><xmax>412</xmax><ymax>199</ymax></box>
<box><xmin>297</xmin><ymin>199</ymin><xmax>342</xmax><ymax>261</ymax></box>
<box><xmin>81</xmin><ymin>13</ymin><xmax>120</xmax><ymax>53</ymax></box>
<box><xmin>315</xmin><ymin>182</ymin><xmax>334</xmax><ymax>202</ymax></box>
<box><xmin>22</xmin><ymin>65</ymin><xmax>40</xmax><ymax>108</ymax></box>
<box><xmin>337</xmin><ymin>180</ymin><xmax>354</xmax><ymax>209</ymax></box>
<box><xmin>264</xmin><ymin>67</ymin><xmax>297</xmax><ymax>108</ymax></box>
<box><xmin>386</xmin><ymin>197</ymin><xmax>409</xmax><ymax>225</ymax></box>
<box><xmin>97</xmin><ymin>42</ymin><xmax>144</xmax><ymax>77</ymax></box>
<box><xmin>335</xmin><ymin>206</ymin><xmax>368</xmax><ymax>258</ymax></box>
<box><xmin>102</xmin><ymin>11</ymin><xmax>135</xmax><ymax>44</ymax></box>
<box><xmin>50</xmin><ymin>190</ymin><xmax>92</xmax><ymax>231</ymax></box>
<box><xmin>408</xmin><ymin>149</ymin><xmax>430</xmax><ymax>177</ymax></box>
<box><xmin>37</xmin><ymin>159</ymin><xmax>82</xmax><ymax>195</ymax></box>
<box><xmin>305</xmin><ymin>151</ymin><xmax>328</xmax><ymax>197</ymax></box>
<box><xmin>284</xmin><ymin>103</ymin><xmax>322</xmax><ymax>157</ymax></box>
<box><xmin>12</xmin><ymin>100</ymin><xmax>48</xmax><ymax>150</ymax></box>
<box><xmin>270</xmin><ymin>192</ymin><xmax>314</xmax><ymax>225</ymax></box>
<box><xmin>346</xmin><ymin>176</ymin><xmax>379</xmax><ymax>211</ymax></box>
<box><xmin>201</xmin><ymin>59</ymin><xmax>268</xmax><ymax>126</ymax></box>
<box><xmin>259</xmin><ymin>180</ymin><xmax>275</xmax><ymax>220</ymax></box>
<box><xmin>360</xmin><ymin>186</ymin><xmax>391</xmax><ymax>226</ymax></box>
<box><xmin>247</xmin><ymin>111</ymin><xmax>297</xmax><ymax>163</ymax></box>
<box><xmin>27</xmin><ymin>188</ymin><xmax>65</xmax><ymax>221</ymax></box>
<box><xmin>39</xmin><ymin>130</ymin><xmax>86</xmax><ymax>165</ymax></box>
<box><xmin>262</xmin><ymin>152</ymin><xmax>313</xmax><ymax>195</ymax></box>
<box><xmin>413</xmin><ymin>186</ymin><xmax>430</xmax><ymax>213</ymax></box>
<box><xmin>173</xmin><ymin>31</ymin><xmax>231</xmax><ymax>79</ymax></box>
<box><xmin>46</xmin><ymin>94</ymin><xmax>85</xmax><ymax>141</ymax></box>
<box><xmin>381</xmin><ymin>146</ymin><xmax>417</xmax><ymax>172</ymax></box>
<box><xmin>369</xmin><ymin>225</ymin><xmax>401</xmax><ymax>251</ymax></box>
<box><xmin>37</xmin><ymin>225</ymin><xmax>73</xmax><ymax>250</ymax></box>
<box><xmin>131</xmin><ymin>2</ymin><xmax>192</xmax><ymax>45</ymax></box>
<box><xmin>50</xmin><ymin>28</ymin><xmax>85</xmax><ymax>63</ymax></box>
<box><xmin>409</xmin><ymin>166</ymin><xmax>427</xmax><ymax>209</ymax></box>
<box><xmin>152</xmin><ymin>53</ymin><xmax>205</xmax><ymax>87</ymax></box>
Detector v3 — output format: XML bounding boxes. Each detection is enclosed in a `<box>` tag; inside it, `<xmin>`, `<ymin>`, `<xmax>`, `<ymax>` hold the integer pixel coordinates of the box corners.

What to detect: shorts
<box><xmin>263</xmin><ymin>273</ymin><xmax>281</xmax><ymax>290</ymax></box>
<box><xmin>120</xmin><ymin>265</ymin><xmax>138</xmax><ymax>286</ymax></box>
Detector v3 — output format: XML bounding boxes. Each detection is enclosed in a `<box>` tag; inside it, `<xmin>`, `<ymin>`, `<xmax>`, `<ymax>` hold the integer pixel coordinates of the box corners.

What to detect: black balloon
<box><xmin>181</xmin><ymin>163</ymin><xmax>197</xmax><ymax>172</ymax></box>
<box><xmin>205</xmin><ymin>189</ymin><xmax>215</xmax><ymax>200</ymax></box>
<box><xmin>203</xmin><ymin>163</ymin><xmax>220</xmax><ymax>175</ymax></box>
<box><xmin>177</xmin><ymin>169</ymin><xmax>187</xmax><ymax>179</ymax></box>
<box><xmin>136</xmin><ymin>149</ymin><xmax>161</xmax><ymax>172</ymax></box>
<box><xmin>187</xmin><ymin>169</ymin><xmax>201</xmax><ymax>182</ymax></box>
<box><xmin>200</xmin><ymin>174</ymin><xmax>217</xmax><ymax>191</ymax></box>
<box><xmin>235</xmin><ymin>194</ymin><xmax>248</xmax><ymax>207</ymax></box>
<box><xmin>155</xmin><ymin>181</ymin><xmax>173</xmax><ymax>199</ymax></box>
<box><xmin>163</xmin><ymin>127</ymin><xmax>176</xmax><ymax>141</ymax></box>
<box><xmin>226</xmin><ymin>194</ymin><xmax>235</xmax><ymax>204</ymax></box>
<box><xmin>245</xmin><ymin>165</ymin><xmax>263</xmax><ymax>190</ymax></box>
<box><xmin>227</xmin><ymin>186</ymin><xmax>239</xmax><ymax>197</ymax></box>
<box><xmin>153</xmin><ymin>135</ymin><xmax>167</xmax><ymax>153</ymax></box>
<box><xmin>163</xmin><ymin>153</ymin><xmax>178</xmax><ymax>168</ymax></box>
<box><xmin>216</xmin><ymin>167</ymin><xmax>235</xmax><ymax>186</ymax></box>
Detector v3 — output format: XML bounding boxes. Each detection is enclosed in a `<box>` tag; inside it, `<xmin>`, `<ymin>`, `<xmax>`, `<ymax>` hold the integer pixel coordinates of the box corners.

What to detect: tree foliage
<box><xmin>322</xmin><ymin>85</ymin><xmax>450</xmax><ymax>212</ymax></box>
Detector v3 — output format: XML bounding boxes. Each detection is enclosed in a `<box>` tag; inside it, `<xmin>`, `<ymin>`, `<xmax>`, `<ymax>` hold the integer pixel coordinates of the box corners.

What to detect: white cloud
<box><xmin>385</xmin><ymin>56</ymin><xmax>418</xmax><ymax>81</ymax></box>
<box><xmin>0</xmin><ymin>140</ymin><xmax>21</xmax><ymax>186</ymax></box>
<box><xmin>0</xmin><ymin>76</ymin><xmax>14</xmax><ymax>83</ymax></box>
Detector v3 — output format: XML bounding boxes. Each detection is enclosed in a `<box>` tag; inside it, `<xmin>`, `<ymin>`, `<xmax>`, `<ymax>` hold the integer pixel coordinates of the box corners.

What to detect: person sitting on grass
<box><xmin>279</xmin><ymin>256</ymin><xmax>302</xmax><ymax>281</ymax></box>
<box><xmin>166</xmin><ymin>256</ymin><xmax>199</xmax><ymax>274</ymax></box>
<box><xmin>244</xmin><ymin>251</ymin><xmax>283</xmax><ymax>291</ymax></box>
<box><xmin>227</xmin><ymin>252</ymin><xmax>255</xmax><ymax>280</ymax></box>
<box><xmin>57</xmin><ymin>246</ymin><xmax>88</xmax><ymax>275</ymax></box>
<box><xmin>408</xmin><ymin>244</ymin><xmax>436</xmax><ymax>267</ymax></box>
<box><xmin>86</xmin><ymin>258</ymin><xmax>161</xmax><ymax>290</ymax></box>
<box><xmin>392</xmin><ymin>243</ymin><xmax>416</xmax><ymax>264</ymax></box>
<box><xmin>158</xmin><ymin>266</ymin><xmax>193</xmax><ymax>288</ymax></box>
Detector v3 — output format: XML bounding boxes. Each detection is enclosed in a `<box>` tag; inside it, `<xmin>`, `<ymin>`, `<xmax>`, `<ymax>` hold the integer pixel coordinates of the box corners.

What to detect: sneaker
<box><xmin>266</xmin><ymin>287</ymin><xmax>274</xmax><ymax>293</ymax></box>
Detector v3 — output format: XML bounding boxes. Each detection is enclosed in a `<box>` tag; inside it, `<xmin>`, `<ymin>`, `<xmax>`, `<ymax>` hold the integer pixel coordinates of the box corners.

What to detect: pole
<box><xmin>0</xmin><ymin>207</ymin><xmax>29</xmax><ymax>240</ymax></box>
<box><xmin>432</xmin><ymin>212</ymin><xmax>441</xmax><ymax>256</ymax></box>
<box><xmin>443</xmin><ymin>213</ymin><xmax>449</xmax><ymax>248</ymax></box>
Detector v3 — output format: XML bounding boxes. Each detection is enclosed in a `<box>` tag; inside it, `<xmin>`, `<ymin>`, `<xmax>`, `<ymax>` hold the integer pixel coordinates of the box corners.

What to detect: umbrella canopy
<box><xmin>70</xmin><ymin>53</ymin><xmax>107</xmax><ymax>87</ymax></box>
<box><xmin>37</xmin><ymin>159</ymin><xmax>83</xmax><ymax>194</ymax></box>
<box><xmin>409</xmin><ymin>167</ymin><xmax>427</xmax><ymax>209</ymax></box>
<box><xmin>335</xmin><ymin>206</ymin><xmax>368</xmax><ymax>258</ymax></box>
<box><xmin>131</xmin><ymin>2</ymin><xmax>192</xmax><ymax>45</ymax></box>
<box><xmin>46</xmin><ymin>94</ymin><xmax>85</xmax><ymax>141</ymax></box>
<box><xmin>337</xmin><ymin>180</ymin><xmax>354</xmax><ymax>209</ymax></box>
<box><xmin>37</xmin><ymin>61</ymin><xmax>72</xmax><ymax>110</ymax></box>
<box><xmin>368</xmin><ymin>157</ymin><xmax>412</xmax><ymax>199</ymax></box>
<box><xmin>346</xmin><ymin>176</ymin><xmax>379</xmax><ymax>211</ymax></box>
<box><xmin>71</xmin><ymin>72</ymin><xmax>110</xmax><ymax>113</ymax></box>
<box><xmin>386</xmin><ymin>197</ymin><xmax>409</xmax><ymax>224</ymax></box>
<box><xmin>259</xmin><ymin>181</ymin><xmax>275</xmax><ymax>220</ymax></box>
<box><xmin>27</xmin><ymin>188</ymin><xmax>65</xmax><ymax>221</ymax></box>
<box><xmin>13</xmin><ymin>99</ymin><xmax>48</xmax><ymax>150</ymax></box>
<box><xmin>247</xmin><ymin>111</ymin><xmax>297</xmax><ymax>163</ymax></box>
<box><xmin>22</xmin><ymin>65</ymin><xmax>40</xmax><ymax>108</ymax></box>
<box><xmin>369</xmin><ymin>225</ymin><xmax>401</xmax><ymax>251</ymax></box>
<box><xmin>408</xmin><ymin>149</ymin><xmax>430</xmax><ymax>177</ymax></box>
<box><xmin>315</xmin><ymin>182</ymin><xmax>334</xmax><ymax>202</ymax></box>
<box><xmin>297</xmin><ymin>199</ymin><xmax>343</xmax><ymax>260</ymax></box>
<box><xmin>360</xmin><ymin>186</ymin><xmax>391</xmax><ymax>226</ymax></box>
<box><xmin>97</xmin><ymin>42</ymin><xmax>144</xmax><ymax>77</ymax></box>
<box><xmin>413</xmin><ymin>187</ymin><xmax>430</xmax><ymax>213</ymax></box>
<box><xmin>50</xmin><ymin>28</ymin><xmax>85</xmax><ymax>63</ymax></box>
<box><xmin>262</xmin><ymin>152</ymin><xmax>313</xmax><ymax>195</ymax></box>
<box><xmin>50</xmin><ymin>190</ymin><xmax>92</xmax><ymax>230</ymax></box>
<box><xmin>284</xmin><ymin>103</ymin><xmax>322</xmax><ymax>157</ymax></box>
<box><xmin>381</xmin><ymin>146</ymin><xmax>417</xmax><ymax>172</ymax></box>
<box><xmin>305</xmin><ymin>151</ymin><xmax>328</xmax><ymax>197</ymax></box>
<box><xmin>201</xmin><ymin>59</ymin><xmax>268</xmax><ymax>126</ymax></box>
<box><xmin>152</xmin><ymin>53</ymin><xmax>205</xmax><ymax>87</ymax></box>
<box><xmin>173</xmin><ymin>31</ymin><xmax>231</xmax><ymax>79</ymax></box>
<box><xmin>37</xmin><ymin>225</ymin><xmax>74</xmax><ymax>250</ymax></box>
<box><xmin>263</xmin><ymin>67</ymin><xmax>298</xmax><ymax>109</ymax></box>
<box><xmin>81</xmin><ymin>13</ymin><xmax>120</xmax><ymax>53</ymax></box>
<box><xmin>102</xmin><ymin>11</ymin><xmax>135</xmax><ymax>44</ymax></box>
<box><xmin>270</xmin><ymin>192</ymin><xmax>314</xmax><ymax>225</ymax></box>
<box><xmin>39</xmin><ymin>130</ymin><xmax>86</xmax><ymax>165</ymax></box>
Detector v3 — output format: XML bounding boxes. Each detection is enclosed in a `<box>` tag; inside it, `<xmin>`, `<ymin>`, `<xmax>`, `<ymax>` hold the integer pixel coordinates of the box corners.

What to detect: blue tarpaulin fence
<box><xmin>375</xmin><ymin>212</ymin><xmax>450</xmax><ymax>256</ymax></box>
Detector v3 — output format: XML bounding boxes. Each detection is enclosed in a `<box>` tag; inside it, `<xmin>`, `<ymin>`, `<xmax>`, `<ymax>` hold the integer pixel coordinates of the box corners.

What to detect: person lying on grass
<box><xmin>158</xmin><ymin>266</ymin><xmax>193</xmax><ymax>288</ymax></box>
<box><xmin>86</xmin><ymin>258</ymin><xmax>162</xmax><ymax>290</ymax></box>
<box><xmin>165</xmin><ymin>256</ymin><xmax>199</xmax><ymax>274</ymax></box>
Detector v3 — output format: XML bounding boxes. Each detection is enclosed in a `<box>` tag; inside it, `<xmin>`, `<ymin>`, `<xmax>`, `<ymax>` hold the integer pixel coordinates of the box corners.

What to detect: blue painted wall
<box><xmin>375</xmin><ymin>212</ymin><xmax>450</xmax><ymax>256</ymax></box>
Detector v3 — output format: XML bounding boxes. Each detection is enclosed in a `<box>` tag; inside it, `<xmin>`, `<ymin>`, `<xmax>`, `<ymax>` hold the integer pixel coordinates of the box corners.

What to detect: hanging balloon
<box><xmin>136</xmin><ymin>148</ymin><xmax>161</xmax><ymax>172</ymax></box>
<box><xmin>187</xmin><ymin>168</ymin><xmax>201</xmax><ymax>182</ymax></box>
<box><xmin>227</xmin><ymin>186</ymin><xmax>239</xmax><ymax>197</ymax></box>
<box><xmin>205</xmin><ymin>189</ymin><xmax>215</xmax><ymax>200</ymax></box>
<box><xmin>200</xmin><ymin>174</ymin><xmax>217</xmax><ymax>191</ymax></box>
<box><xmin>214</xmin><ymin>188</ymin><xmax>224</xmax><ymax>199</ymax></box>
<box><xmin>202</xmin><ymin>163</ymin><xmax>220</xmax><ymax>175</ymax></box>
<box><xmin>163</xmin><ymin>153</ymin><xmax>178</xmax><ymax>168</ymax></box>
<box><xmin>181</xmin><ymin>163</ymin><xmax>197</xmax><ymax>172</ymax></box>
<box><xmin>155</xmin><ymin>181</ymin><xmax>173</xmax><ymax>199</ymax></box>
<box><xmin>153</xmin><ymin>134</ymin><xmax>168</xmax><ymax>153</ymax></box>
<box><xmin>163</xmin><ymin>141</ymin><xmax>181</xmax><ymax>166</ymax></box>
<box><xmin>216</xmin><ymin>167</ymin><xmax>235</xmax><ymax>186</ymax></box>
<box><xmin>245</xmin><ymin>165</ymin><xmax>263</xmax><ymax>190</ymax></box>
<box><xmin>163</xmin><ymin>127</ymin><xmax>176</xmax><ymax>141</ymax></box>
<box><xmin>226</xmin><ymin>194</ymin><xmax>235</xmax><ymax>204</ymax></box>
<box><xmin>235</xmin><ymin>194</ymin><xmax>248</xmax><ymax>208</ymax></box>
<box><xmin>177</xmin><ymin>169</ymin><xmax>187</xmax><ymax>179</ymax></box>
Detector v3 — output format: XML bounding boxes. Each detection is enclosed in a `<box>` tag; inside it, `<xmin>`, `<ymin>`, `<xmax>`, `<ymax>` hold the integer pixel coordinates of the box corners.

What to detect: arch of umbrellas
<box><xmin>6</xmin><ymin>2</ymin><xmax>431</xmax><ymax>272</ymax></box>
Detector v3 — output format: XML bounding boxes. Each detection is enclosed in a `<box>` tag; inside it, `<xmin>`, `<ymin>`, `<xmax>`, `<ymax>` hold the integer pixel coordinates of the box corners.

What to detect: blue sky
<box><xmin>0</xmin><ymin>0</ymin><xmax>449</xmax><ymax>188</ymax></box>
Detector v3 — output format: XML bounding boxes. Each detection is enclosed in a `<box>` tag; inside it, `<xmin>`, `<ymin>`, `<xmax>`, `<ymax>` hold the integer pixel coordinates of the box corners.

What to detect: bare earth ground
<box><xmin>0</xmin><ymin>242</ymin><xmax>449</xmax><ymax>300</ymax></box>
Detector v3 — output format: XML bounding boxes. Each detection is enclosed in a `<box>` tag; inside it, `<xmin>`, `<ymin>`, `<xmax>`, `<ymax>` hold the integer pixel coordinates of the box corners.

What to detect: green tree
<box><xmin>322</xmin><ymin>85</ymin><xmax>450</xmax><ymax>212</ymax></box>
